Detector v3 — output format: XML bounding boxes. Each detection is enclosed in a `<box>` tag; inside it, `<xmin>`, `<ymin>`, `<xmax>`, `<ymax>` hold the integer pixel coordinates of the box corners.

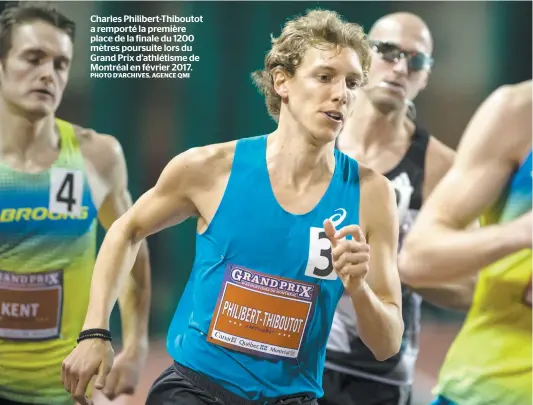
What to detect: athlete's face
<box><xmin>0</xmin><ymin>21</ymin><xmax>73</xmax><ymax>119</ymax></box>
<box><xmin>365</xmin><ymin>22</ymin><xmax>432</xmax><ymax>114</ymax></box>
<box><xmin>276</xmin><ymin>45</ymin><xmax>364</xmax><ymax>143</ymax></box>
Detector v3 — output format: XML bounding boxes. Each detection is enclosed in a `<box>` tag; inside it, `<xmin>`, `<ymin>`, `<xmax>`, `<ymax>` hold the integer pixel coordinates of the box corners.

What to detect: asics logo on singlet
<box><xmin>304</xmin><ymin>208</ymin><xmax>347</xmax><ymax>281</ymax></box>
<box><xmin>329</xmin><ymin>208</ymin><xmax>347</xmax><ymax>228</ymax></box>
<box><xmin>0</xmin><ymin>206</ymin><xmax>89</xmax><ymax>223</ymax></box>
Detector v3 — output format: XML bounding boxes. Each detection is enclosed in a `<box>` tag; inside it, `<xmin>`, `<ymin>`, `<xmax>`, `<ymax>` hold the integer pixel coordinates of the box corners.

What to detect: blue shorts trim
<box><xmin>431</xmin><ymin>396</ymin><xmax>458</xmax><ymax>405</ymax></box>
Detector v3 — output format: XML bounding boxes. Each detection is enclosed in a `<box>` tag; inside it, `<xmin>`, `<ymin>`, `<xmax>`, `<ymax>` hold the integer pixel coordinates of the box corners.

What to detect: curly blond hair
<box><xmin>251</xmin><ymin>9</ymin><xmax>371</xmax><ymax>121</ymax></box>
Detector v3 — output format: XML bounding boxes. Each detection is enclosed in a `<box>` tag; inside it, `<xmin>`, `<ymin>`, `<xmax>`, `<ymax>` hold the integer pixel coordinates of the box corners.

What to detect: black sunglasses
<box><xmin>370</xmin><ymin>40</ymin><xmax>434</xmax><ymax>72</ymax></box>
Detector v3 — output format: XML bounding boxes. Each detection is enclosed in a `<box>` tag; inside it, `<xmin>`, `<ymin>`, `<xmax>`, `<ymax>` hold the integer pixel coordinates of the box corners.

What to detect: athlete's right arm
<box><xmin>399</xmin><ymin>81</ymin><xmax>532</xmax><ymax>288</ymax></box>
<box><xmin>61</xmin><ymin>146</ymin><xmax>210</xmax><ymax>405</ymax></box>
<box><xmin>85</xmin><ymin>148</ymin><xmax>204</xmax><ymax>329</ymax></box>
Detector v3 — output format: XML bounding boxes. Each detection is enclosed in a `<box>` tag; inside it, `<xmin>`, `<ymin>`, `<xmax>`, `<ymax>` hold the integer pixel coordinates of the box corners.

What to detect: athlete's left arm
<box><xmin>93</xmin><ymin>134</ymin><xmax>151</xmax><ymax>399</ymax></box>
<box><xmin>352</xmin><ymin>171</ymin><xmax>403</xmax><ymax>360</ymax></box>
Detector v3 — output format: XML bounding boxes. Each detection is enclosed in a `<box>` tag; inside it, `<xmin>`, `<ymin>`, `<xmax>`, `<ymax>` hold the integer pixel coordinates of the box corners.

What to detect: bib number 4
<box><xmin>49</xmin><ymin>168</ymin><xmax>83</xmax><ymax>216</ymax></box>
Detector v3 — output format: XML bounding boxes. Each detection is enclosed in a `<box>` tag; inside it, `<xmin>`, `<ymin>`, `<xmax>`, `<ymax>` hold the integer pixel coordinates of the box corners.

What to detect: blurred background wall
<box><xmin>7</xmin><ymin>1</ymin><xmax>530</xmax><ymax>403</ymax></box>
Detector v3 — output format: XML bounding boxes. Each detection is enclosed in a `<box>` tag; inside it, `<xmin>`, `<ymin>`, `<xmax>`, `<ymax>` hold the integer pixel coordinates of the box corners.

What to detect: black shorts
<box><xmin>318</xmin><ymin>369</ymin><xmax>412</xmax><ymax>405</ymax></box>
<box><xmin>146</xmin><ymin>362</ymin><xmax>318</xmax><ymax>405</ymax></box>
<box><xmin>0</xmin><ymin>398</ymin><xmax>49</xmax><ymax>405</ymax></box>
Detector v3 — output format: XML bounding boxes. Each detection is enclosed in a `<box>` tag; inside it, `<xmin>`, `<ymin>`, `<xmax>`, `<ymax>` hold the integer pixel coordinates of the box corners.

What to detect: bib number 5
<box><xmin>49</xmin><ymin>168</ymin><xmax>83</xmax><ymax>216</ymax></box>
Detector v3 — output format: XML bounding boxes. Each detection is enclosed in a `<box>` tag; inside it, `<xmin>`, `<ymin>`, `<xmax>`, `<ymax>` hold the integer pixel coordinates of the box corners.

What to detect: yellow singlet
<box><xmin>0</xmin><ymin>119</ymin><xmax>98</xmax><ymax>405</ymax></box>
<box><xmin>435</xmin><ymin>151</ymin><xmax>532</xmax><ymax>405</ymax></box>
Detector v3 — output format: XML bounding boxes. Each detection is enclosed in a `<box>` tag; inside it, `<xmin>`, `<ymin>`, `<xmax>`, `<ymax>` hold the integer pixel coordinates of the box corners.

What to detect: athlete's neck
<box><xmin>0</xmin><ymin>100</ymin><xmax>58</xmax><ymax>158</ymax></box>
<box><xmin>267</xmin><ymin>116</ymin><xmax>335</xmax><ymax>189</ymax></box>
<box><xmin>338</xmin><ymin>92</ymin><xmax>410</xmax><ymax>153</ymax></box>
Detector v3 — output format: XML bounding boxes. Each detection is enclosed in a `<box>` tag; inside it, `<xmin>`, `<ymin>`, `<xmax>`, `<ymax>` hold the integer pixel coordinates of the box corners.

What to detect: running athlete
<box><xmin>322</xmin><ymin>13</ymin><xmax>474</xmax><ymax>405</ymax></box>
<box><xmin>61</xmin><ymin>9</ymin><xmax>404</xmax><ymax>405</ymax></box>
<box><xmin>399</xmin><ymin>80</ymin><xmax>532</xmax><ymax>405</ymax></box>
<box><xmin>0</xmin><ymin>3</ymin><xmax>151</xmax><ymax>405</ymax></box>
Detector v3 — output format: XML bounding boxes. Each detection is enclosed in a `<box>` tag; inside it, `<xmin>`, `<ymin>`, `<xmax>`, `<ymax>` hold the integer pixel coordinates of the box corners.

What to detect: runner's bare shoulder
<box><xmin>490</xmin><ymin>81</ymin><xmax>531</xmax><ymax>130</ymax></box>
<box><xmin>358</xmin><ymin>162</ymin><xmax>397</xmax><ymax>235</ymax></box>
<box><xmin>70</xmin><ymin>124</ymin><xmax>124</xmax><ymax>178</ymax></box>
<box><xmin>358</xmin><ymin>162</ymin><xmax>392</xmax><ymax>192</ymax></box>
<box><xmin>502</xmin><ymin>81</ymin><xmax>532</xmax><ymax>157</ymax></box>
<box><xmin>472</xmin><ymin>81</ymin><xmax>532</xmax><ymax>164</ymax></box>
<box><xmin>174</xmin><ymin>140</ymin><xmax>238</xmax><ymax>190</ymax></box>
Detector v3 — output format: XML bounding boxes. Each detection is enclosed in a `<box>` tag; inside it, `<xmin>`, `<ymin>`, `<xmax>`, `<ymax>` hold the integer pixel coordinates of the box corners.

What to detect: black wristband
<box><xmin>77</xmin><ymin>328</ymin><xmax>112</xmax><ymax>344</ymax></box>
<box><xmin>79</xmin><ymin>328</ymin><xmax>111</xmax><ymax>338</ymax></box>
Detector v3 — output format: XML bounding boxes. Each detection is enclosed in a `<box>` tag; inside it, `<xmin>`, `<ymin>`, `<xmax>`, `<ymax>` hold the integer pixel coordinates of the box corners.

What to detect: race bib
<box><xmin>49</xmin><ymin>168</ymin><xmax>84</xmax><ymax>217</ymax></box>
<box><xmin>0</xmin><ymin>269</ymin><xmax>63</xmax><ymax>340</ymax></box>
<box><xmin>207</xmin><ymin>265</ymin><xmax>319</xmax><ymax>359</ymax></box>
